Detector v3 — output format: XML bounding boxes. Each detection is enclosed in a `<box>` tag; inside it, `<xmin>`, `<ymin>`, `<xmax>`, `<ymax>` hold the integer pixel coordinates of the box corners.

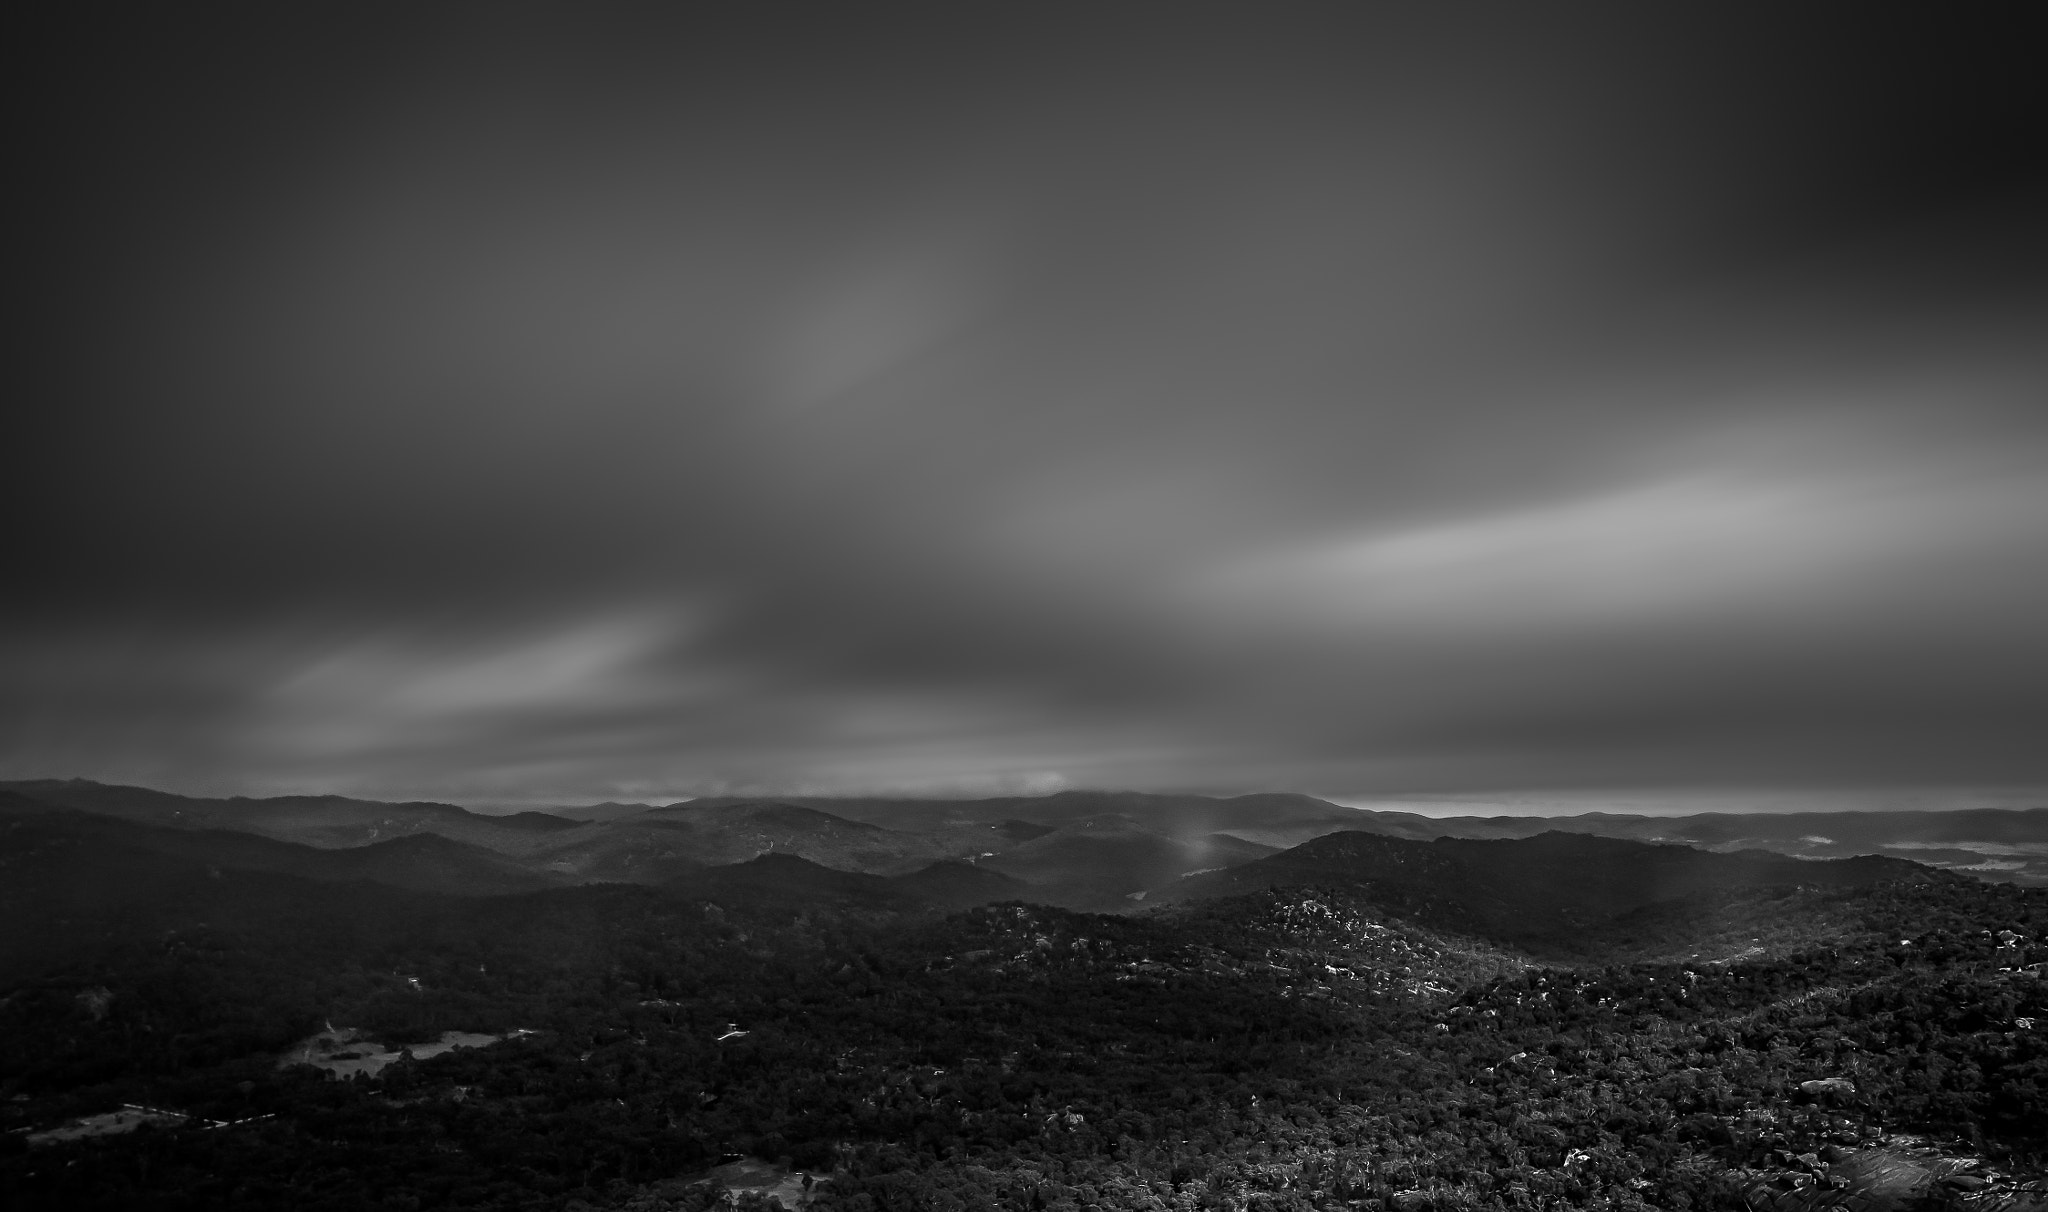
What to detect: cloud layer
<box><xmin>8</xmin><ymin>5</ymin><xmax>2046</xmax><ymax>804</ymax></box>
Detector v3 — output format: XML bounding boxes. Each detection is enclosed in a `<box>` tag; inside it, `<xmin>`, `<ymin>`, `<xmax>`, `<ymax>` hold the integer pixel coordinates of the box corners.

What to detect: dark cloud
<box><xmin>7</xmin><ymin>4</ymin><xmax>2046</xmax><ymax>804</ymax></box>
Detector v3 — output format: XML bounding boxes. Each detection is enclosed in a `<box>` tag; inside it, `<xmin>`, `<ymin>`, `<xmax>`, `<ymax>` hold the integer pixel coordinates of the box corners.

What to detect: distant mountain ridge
<box><xmin>691</xmin><ymin>789</ymin><xmax>1370</xmax><ymax>850</ymax></box>
<box><xmin>632</xmin><ymin>787</ymin><xmax>2048</xmax><ymax>882</ymax></box>
<box><xmin>0</xmin><ymin>778</ymin><xmax>583</xmax><ymax>855</ymax></box>
<box><xmin>0</xmin><ymin>780</ymin><xmax>2000</xmax><ymax>987</ymax></box>
<box><xmin>0</xmin><ymin>810</ymin><xmax>1037</xmax><ymax>980</ymax></box>
<box><xmin>5</xmin><ymin>780</ymin><xmax>2043</xmax><ymax>920</ymax></box>
<box><xmin>546</xmin><ymin>800</ymin><xmax>673</xmax><ymax>823</ymax></box>
<box><xmin>0</xmin><ymin>807</ymin><xmax>562</xmax><ymax>898</ymax></box>
<box><xmin>528</xmin><ymin>801</ymin><xmax>965</xmax><ymax>881</ymax></box>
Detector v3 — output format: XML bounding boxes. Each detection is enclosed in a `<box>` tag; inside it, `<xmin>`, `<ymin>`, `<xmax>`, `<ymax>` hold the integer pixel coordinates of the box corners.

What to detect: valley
<box><xmin>281</xmin><ymin>1029</ymin><xmax>531</xmax><ymax>1080</ymax></box>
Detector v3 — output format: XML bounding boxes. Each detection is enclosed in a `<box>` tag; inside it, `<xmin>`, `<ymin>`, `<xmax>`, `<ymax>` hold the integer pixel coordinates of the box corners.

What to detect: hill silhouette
<box><xmin>9</xmin><ymin>780</ymin><xmax>2039</xmax><ymax>911</ymax></box>
<box><xmin>1163</xmin><ymin>829</ymin><xmax>1949</xmax><ymax>953</ymax></box>
<box><xmin>664</xmin><ymin>852</ymin><xmax>1038</xmax><ymax>915</ymax></box>
<box><xmin>539</xmin><ymin>800</ymin><xmax>966</xmax><ymax>878</ymax></box>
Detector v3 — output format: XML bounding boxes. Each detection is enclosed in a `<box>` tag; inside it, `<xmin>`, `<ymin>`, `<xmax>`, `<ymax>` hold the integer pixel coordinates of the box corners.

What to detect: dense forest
<box><xmin>3</xmin><ymin>840</ymin><xmax>2044</xmax><ymax>1211</ymax></box>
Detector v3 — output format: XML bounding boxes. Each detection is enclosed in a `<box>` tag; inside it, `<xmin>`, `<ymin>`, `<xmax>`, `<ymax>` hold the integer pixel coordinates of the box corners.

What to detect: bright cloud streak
<box><xmin>1193</xmin><ymin>463</ymin><xmax>2048</xmax><ymax>634</ymax></box>
<box><xmin>255</xmin><ymin>610</ymin><xmax>698</xmax><ymax>761</ymax></box>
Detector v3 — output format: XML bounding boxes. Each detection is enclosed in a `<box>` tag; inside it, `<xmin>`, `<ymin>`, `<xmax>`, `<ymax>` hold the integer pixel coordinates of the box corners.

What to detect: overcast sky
<box><xmin>8</xmin><ymin>4</ymin><xmax>2046</xmax><ymax>808</ymax></box>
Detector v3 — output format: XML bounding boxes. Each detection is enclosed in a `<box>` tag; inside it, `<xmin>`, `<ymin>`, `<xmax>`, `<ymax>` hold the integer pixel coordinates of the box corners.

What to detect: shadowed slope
<box><xmin>1162</xmin><ymin>830</ymin><xmax>1949</xmax><ymax>952</ymax></box>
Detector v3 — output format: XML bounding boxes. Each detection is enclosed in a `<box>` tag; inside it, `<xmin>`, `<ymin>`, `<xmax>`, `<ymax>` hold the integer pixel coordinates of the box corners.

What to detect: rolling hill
<box><xmin>1160</xmin><ymin>829</ymin><xmax>1952</xmax><ymax>954</ymax></box>
<box><xmin>10</xmin><ymin>780</ymin><xmax>2041</xmax><ymax>914</ymax></box>
<box><xmin>0</xmin><ymin>807</ymin><xmax>561</xmax><ymax>900</ymax></box>
<box><xmin>696</xmin><ymin>789</ymin><xmax>1369</xmax><ymax>849</ymax></box>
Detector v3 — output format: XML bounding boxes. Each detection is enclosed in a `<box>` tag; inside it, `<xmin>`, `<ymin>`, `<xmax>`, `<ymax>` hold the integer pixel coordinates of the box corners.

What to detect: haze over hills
<box><xmin>0</xmin><ymin>813</ymin><xmax>1017</xmax><ymax>984</ymax></box>
<box><xmin>978</xmin><ymin>817</ymin><xmax>1279</xmax><ymax>909</ymax></box>
<box><xmin>0</xmin><ymin>778</ymin><xmax>585</xmax><ymax>856</ymax></box>
<box><xmin>546</xmin><ymin>801</ymin><xmax>675</xmax><ymax>824</ymax></box>
<box><xmin>1335</xmin><ymin>804</ymin><xmax>2048</xmax><ymax>882</ymax></box>
<box><xmin>0</xmin><ymin>779</ymin><xmax>1994</xmax><ymax>981</ymax></box>
<box><xmin>691</xmin><ymin>790</ymin><xmax>1373</xmax><ymax>850</ymax></box>
<box><xmin>606</xmin><ymin>788</ymin><xmax>2048</xmax><ymax>885</ymax></box>
<box><xmin>8</xmin><ymin>780</ymin><xmax>2048</xmax><ymax>901</ymax></box>
<box><xmin>0</xmin><ymin>776</ymin><xmax>2006</xmax><ymax>964</ymax></box>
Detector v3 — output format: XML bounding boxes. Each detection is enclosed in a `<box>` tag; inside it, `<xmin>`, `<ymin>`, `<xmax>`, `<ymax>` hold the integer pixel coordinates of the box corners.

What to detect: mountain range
<box><xmin>6</xmin><ymin>779</ymin><xmax>2044</xmax><ymax>898</ymax></box>
<box><xmin>0</xmin><ymin>778</ymin><xmax>2008</xmax><ymax>979</ymax></box>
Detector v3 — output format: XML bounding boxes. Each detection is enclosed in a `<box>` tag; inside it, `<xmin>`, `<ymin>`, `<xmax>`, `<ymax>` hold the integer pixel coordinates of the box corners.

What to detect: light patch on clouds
<box><xmin>1191</xmin><ymin>461</ymin><xmax>2048</xmax><ymax>635</ymax></box>
<box><xmin>754</xmin><ymin>230</ymin><xmax>1001</xmax><ymax>411</ymax></box>
<box><xmin>257</xmin><ymin>609</ymin><xmax>696</xmax><ymax>760</ymax></box>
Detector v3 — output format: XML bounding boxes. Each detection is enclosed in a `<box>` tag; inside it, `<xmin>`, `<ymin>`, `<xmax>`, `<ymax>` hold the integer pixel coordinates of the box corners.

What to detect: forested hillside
<box><xmin>3</xmin><ymin>826</ymin><xmax>2043</xmax><ymax>1211</ymax></box>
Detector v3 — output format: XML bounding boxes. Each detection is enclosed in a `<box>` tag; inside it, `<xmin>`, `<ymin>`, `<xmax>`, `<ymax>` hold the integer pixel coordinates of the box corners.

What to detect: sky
<box><xmin>8</xmin><ymin>4</ymin><xmax>2047</xmax><ymax>809</ymax></box>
